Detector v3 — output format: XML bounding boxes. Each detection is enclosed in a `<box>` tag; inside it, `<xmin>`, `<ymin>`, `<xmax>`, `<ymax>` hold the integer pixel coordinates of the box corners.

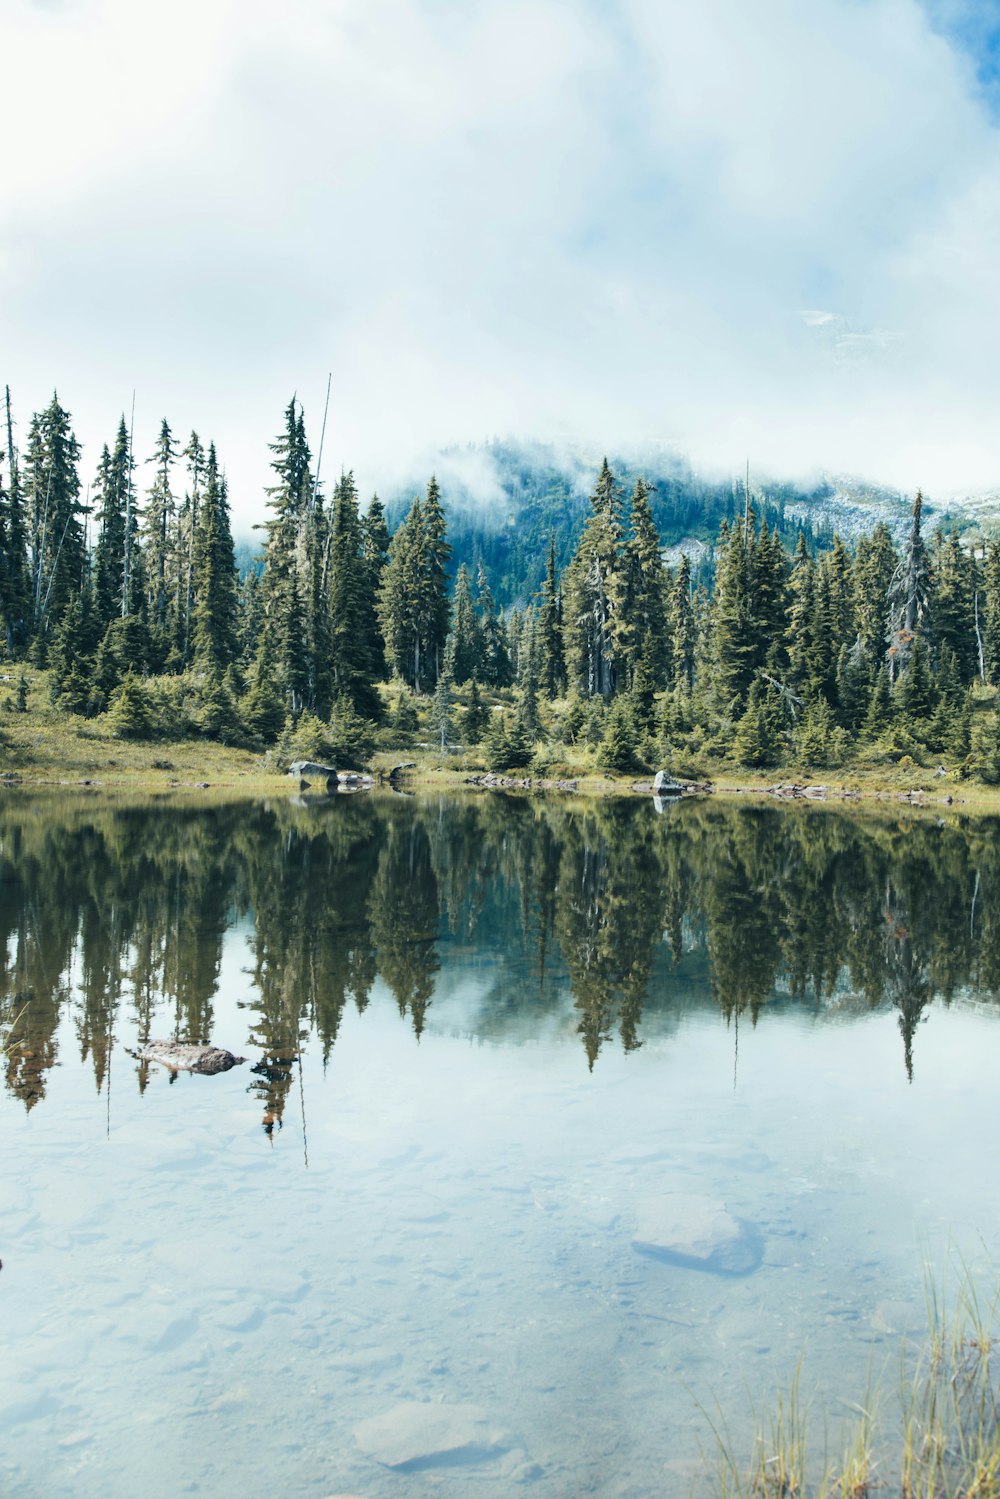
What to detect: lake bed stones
<box><xmin>353</xmin><ymin>1400</ymin><xmax>508</xmax><ymax>1471</ymax></box>
<box><xmin>633</xmin><ymin>1192</ymin><xmax>762</xmax><ymax>1276</ymax></box>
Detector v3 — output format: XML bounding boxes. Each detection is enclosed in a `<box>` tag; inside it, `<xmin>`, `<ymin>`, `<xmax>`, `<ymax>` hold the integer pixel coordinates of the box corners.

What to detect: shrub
<box><xmin>597</xmin><ymin>696</ymin><xmax>642</xmax><ymax>774</ymax></box>
<box><xmin>109</xmin><ymin>672</ymin><xmax>154</xmax><ymax>741</ymax></box>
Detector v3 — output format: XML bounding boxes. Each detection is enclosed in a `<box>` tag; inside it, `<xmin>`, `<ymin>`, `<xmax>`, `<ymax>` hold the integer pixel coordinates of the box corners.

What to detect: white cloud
<box><xmin>3</xmin><ymin>0</ymin><xmax>1000</xmax><ymax>520</ymax></box>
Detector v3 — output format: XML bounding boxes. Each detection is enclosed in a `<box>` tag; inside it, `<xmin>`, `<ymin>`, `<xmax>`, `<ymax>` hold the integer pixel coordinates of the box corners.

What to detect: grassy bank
<box><xmin>1</xmin><ymin>665</ymin><xmax>998</xmax><ymax>808</ymax></box>
<box><xmin>707</xmin><ymin>1275</ymin><xmax>1000</xmax><ymax>1498</ymax></box>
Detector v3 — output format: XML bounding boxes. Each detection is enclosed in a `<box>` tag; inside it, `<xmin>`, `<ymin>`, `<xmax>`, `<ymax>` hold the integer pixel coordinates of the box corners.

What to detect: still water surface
<box><xmin>2</xmin><ymin>791</ymin><xmax>1000</xmax><ymax>1497</ymax></box>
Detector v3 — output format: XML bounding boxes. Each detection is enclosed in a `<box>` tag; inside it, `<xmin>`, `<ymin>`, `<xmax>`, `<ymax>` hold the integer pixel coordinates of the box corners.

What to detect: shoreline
<box><xmin>0</xmin><ymin>753</ymin><xmax>991</xmax><ymax>814</ymax></box>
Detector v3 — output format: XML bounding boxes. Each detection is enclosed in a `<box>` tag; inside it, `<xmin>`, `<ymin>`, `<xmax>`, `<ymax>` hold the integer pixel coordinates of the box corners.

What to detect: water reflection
<box><xmin>2</xmin><ymin>792</ymin><xmax>999</xmax><ymax>1119</ymax></box>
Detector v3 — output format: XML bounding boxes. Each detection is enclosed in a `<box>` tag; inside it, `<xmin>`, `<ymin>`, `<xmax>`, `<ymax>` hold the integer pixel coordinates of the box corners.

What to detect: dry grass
<box><xmin>705</xmin><ymin>1274</ymin><xmax>1000</xmax><ymax>1499</ymax></box>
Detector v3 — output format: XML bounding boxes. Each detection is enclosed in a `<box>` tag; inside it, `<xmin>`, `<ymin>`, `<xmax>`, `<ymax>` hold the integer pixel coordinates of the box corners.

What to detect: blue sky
<box><xmin>923</xmin><ymin>0</ymin><xmax>1000</xmax><ymax>94</ymax></box>
<box><xmin>4</xmin><ymin>0</ymin><xmax>1000</xmax><ymax>522</ymax></box>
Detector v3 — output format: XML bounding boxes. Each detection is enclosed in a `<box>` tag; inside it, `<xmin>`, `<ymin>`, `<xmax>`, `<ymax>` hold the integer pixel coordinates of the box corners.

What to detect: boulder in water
<box><xmin>354</xmin><ymin>1401</ymin><xmax>508</xmax><ymax>1470</ymax></box>
<box><xmin>633</xmin><ymin>1192</ymin><xmax>761</xmax><ymax>1275</ymax></box>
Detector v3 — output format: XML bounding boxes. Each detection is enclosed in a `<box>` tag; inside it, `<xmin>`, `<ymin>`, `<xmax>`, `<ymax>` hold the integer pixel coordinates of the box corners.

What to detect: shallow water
<box><xmin>2</xmin><ymin>791</ymin><xmax>1000</xmax><ymax>1497</ymax></box>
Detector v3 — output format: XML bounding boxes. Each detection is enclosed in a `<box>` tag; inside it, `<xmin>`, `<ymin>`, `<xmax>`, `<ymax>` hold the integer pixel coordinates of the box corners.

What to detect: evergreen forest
<box><xmin>3</xmin><ymin>387</ymin><xmax>1000</xmax><ymax>779</ymax></box>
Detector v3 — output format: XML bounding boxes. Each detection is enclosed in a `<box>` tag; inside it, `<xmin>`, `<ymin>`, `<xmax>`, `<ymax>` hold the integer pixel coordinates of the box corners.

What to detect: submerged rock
<box><xmin>633</xmin><ymin>1192</ymin><xmax>762</xmax><ymax>1275</ymax></box>
<box><xmin>354</xmin><ymin>1401</ymin><xmax>508</xmax><ymax>1470</ymax></box>
<box><xmin>131</xmin><ymin>1041</ymin><xmax>246</xmax><ymax>1075</ymax></box>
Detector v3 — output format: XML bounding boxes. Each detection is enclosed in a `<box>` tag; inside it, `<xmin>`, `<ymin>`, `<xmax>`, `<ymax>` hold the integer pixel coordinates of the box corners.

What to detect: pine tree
<box><xmin>597</xmin><ymin>694</ymin><xmax>641</xmax><ymax>773</ymax></box>
<box><xmin>785</xmin><ymin>533</ymin><xmax>815</xmax><ymax>699</ymax></box>
<box><xmin>0</xmin><ymin>387</ymin><xmax>30</xmax><ymax>653</ymax></box>
<box><xmin>240</xmin><ymin>641</ymin><xmax>286</xmax><ymax>744</ymax></box>
<box><xmin>191</xmin><ymin>444</ymin><xmax>238</xmax><ymax>670</ymax></box>
<box><xmin>462</xmin><ymin>678</ymin><xmax>489</xmax><ymax>744</ymax></box>
<box><xmin>92</xmin><ymin>417</ymin><xmax>138</xmax><ymax>628</ymax></box>
<box><xmin>834</xmin><ymin>639</ymin><xmax>872</xmax><ymax>733</ymax></box>
<box><xmin>447</xmin><ymin>562</ymin><xmax>481</xmax><ymax>685</ymax></box>
<box><xmin>983</xmin><ymin>540</ymin><xmax>1000</xmax><ymax>685</ymax></box>
<box><xmin>931</xmin><ymin>529</ymin><xmax>977</xmax><ymax>683</ymax></box>
<box><xmin>261</xmin><ymin>397</ymin><xmax>313</xmax><ymax>675</ymax></box>
<box><xmin>895</xmin><ymin>633</ymin><xmax>936</xmax><ymax>726</ymax></box>
<box><xmin>142</xmin><ymin>419</ymin><xmax>179</xmax><ymax>656</ymax></box>
<box><xmin>887</xmin><ymin>491</ymin><xmax>931</xmax><ymax>681</ymax></box>
<box><xmin>362</xmin><ymin>495</ymin><xmax>390</xmax><ymax>677</ymax></box>
<box><xmin>538</xmin><ymin>532</ymin><xmax>565</xmax><ymax>697</ymax></box>
<box><xmin>109</xmin><ymin>670</ymin><xmax>153</xmax><ymax>740</ymax></box>
<box><xmin>669</xmin><ymin>555</ymin><xmax>695</xmax><ymax>692</ymax></box>
<box><xmin>562</xmin><ymin>459</ymin><xmax>627</xmax><ymax>698</ymax></box>
<box><xmin>24</xmin><ymin>393</ymin><xmax>85</xmax><ymax>642</ymax></box>
<box><xmin>431</xmin><ymin>663</ymin><xmax>455</xmax><ymax>750</ymax></box>
<box><xmin>711</xmin><ymin>514</ymin><xmax>758</xmax><ymax>709</ymax></box>
<box><xmin>326</xmin><ymin>471</ymin><xmax>379</xmax><ymax>718</ymax></box>
<box><xmin>733</xmin><ymin>679</ymin><xmax>783</xmax><ymax>767</ymax></box>
<box><xmin>378</xmin><ymin>496</ymin><xmax>426</xmax><ymax>689</ymax></box>
<box><xmin>623</xmin><ymin>477</ymin><xmax>669</xmax><ymax>692</ymax></box>
<box><xmin>476</xmin><ymin>563</ymin><xmax>512</xmax><ymax>687</ymax></box>
<box><xmin>419</xmin><ymin>476</ymin><xmax>451</xmax><ymax>685</ymax></box>
<box><xmin>177</xmin><ymin>431</ymin><xmax>206</xmax><ymax>666</ymax></box>
<box><xmin>862</xmin><ymin>669</ymin><xmax>894</xmax><ymax>740</ymax></box>
<box><xmin>854</xmin><ymin>523</ymin><xmax>899</xmax><ymax>658</ymax></box>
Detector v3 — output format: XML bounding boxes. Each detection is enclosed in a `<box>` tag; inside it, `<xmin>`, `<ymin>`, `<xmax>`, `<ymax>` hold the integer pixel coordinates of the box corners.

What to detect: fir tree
<box><xmin>191</xmin><ymin>444</ymin><xmax>238</xmax><ymax>670</ymax></box>
<box><xmin>327</xmin><ymin>471</ymin><xmax>379</xmax><ymax>718</ymax></box>
<box><xmin>854</xmin><ymin>523</ymin><xmax>899</xmax><ymax>658</ymax></box>
<box><xmin>109</xmin><ymin>671</ymin><xmax>153</xmax><ymax>740</ymax></box>
<box><xmin>623</xmin><ymin>477</ymin><xmax>669</xmax><ymax>691</ymax></box>
<box><xmin>538</xmin><ymin>532</ymin><xmax>565</xmax><ymax>697</ymax></box>
<box><xmin>177</xmin><ymin>431</ymin><xmax>206</xmax><ymax>665</ymax></box>
<box><xmin>24</xmin><ymin>393</ymin><xmax>85</xmax><ymax>641</ymax></box>
<box><xmin>0</xmin><ymin>387</ymin><xmax>30</xmax><ymax>653</ymax></box>
<box><xmin>597</xmin><ymin>694</ymin><xmax>641</xmax><ymax>773</ymax></box>
<box><xmin>670</xmin><ymin>555</ymin><xmax>695</xmax><ymax>692</ymax></box>
<box><xmin>894</xmin><ymin>633</ymin><xmax>936</xmax><ymax>725</ymax></box>
<box><xmin>931</xmin><ymin>529</ymin><xmax>977</xmax><ymax>683</ymax></box>
<box><xmin>431</xmin><ymin>664</ymin><xmax>455</xmax><ymax>751</ymax></box>
<box><xmin>562</xmin><ymin>459</ymin><xmax>627</xmax><ymax>698</ymax></box>
<box><xmin>378</xmin><ymin>496</ymin><xmax>426</xmax><ymax>690</ymax></box>
<box><xmin>142</xmin><ymin>419</ymin><xmax>179</xmax><ymax>653</ymax></box>
<box><xmin>475</xmin><ymin>563</ymin><xmax>513</xmax><ymax>687</ymax></box>
<box><xmin>887</xmin><ymin>491</ymin><xmax>931</xmax><ymax>681</ymax></box>
<box><xmin>362</xmin><ymin>495</ymin><xmax>390</xmax><ymax>677</ymax></box>
<box><xmin>447</xmin><ymin>562</ymin><xmax>481</xmax><ymax>685</ymax></box>
<box><xmin>462</xmin><ymin>678</ymin><xmax>489</xmax><ymax>744</ymax></box>
<box><xmin>862</xmin><ymin>669</ymin><xmax>894</xmax><ymax>740</ymax></box>
<box><xmin>420</xmin><ymin>476</ymin><xmax>451</xmax><ymax>685</ymax></box>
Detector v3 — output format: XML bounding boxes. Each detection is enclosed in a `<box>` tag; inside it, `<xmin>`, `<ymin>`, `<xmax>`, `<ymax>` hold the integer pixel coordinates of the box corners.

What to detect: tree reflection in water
<box><xmin>1</xmin><ymin>792</ymin><xmax>998</xmax><ymax>1121</ymax></box>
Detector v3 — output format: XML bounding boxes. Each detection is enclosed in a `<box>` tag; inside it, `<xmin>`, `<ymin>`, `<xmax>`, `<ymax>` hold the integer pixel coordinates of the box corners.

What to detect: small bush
<box><xmin>109</xmin><ymin>672</ymin><xmax>154</xmax><ymax>741</ymax></box>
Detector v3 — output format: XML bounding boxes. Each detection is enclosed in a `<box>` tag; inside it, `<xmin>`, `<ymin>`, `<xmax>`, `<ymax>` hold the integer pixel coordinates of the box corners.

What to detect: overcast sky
<box><xmin>4</xmin><ymin>0</ymin><xmax>1000</xmax><ymax>528</ymax></box>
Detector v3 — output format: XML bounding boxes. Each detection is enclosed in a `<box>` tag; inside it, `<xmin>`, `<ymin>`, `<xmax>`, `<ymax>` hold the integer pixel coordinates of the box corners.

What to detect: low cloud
<box><xmin>3</xmin><ymin>0</ymin><xmax>1000</xmax><ymax>522</ymax></box>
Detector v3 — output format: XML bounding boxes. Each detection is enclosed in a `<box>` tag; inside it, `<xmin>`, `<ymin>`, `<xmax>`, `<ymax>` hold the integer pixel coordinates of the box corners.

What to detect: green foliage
<box><xmin>278</xmin><ymin>710</ymin><xmax>332</xmax><ymax>765</ymax></box>
<box><xmin>327</xmin><ymin>694</ymin><xmax>376</xmax><ymax>767</ymax></box>
<box><xmin>13</xmin><ymin>386</ymin><xmax>1000</xmax><ymax>788</ymax></box>
<box><xmin>109</xmin><ymin>671</ymin><xmax>154</xmax><ymax>740</ymax></box>
<box><xmin>388</xmin><ymin>685</ymin><xmax>420</xmax><ymax>735</ymax></box>
<box><xmin>194</xmin><ymin>671</ymin><xmax>243</xmax><ymax>744</ymax></box>
<box><xmin>597</xmin><ymin>695</ymin><xmax>642</xmax><ymax>773</ymax></box>
<box><xmin>733</xmin><ymin>681</ymin><xmax>784</xmax><ymax>768</ymax></box>
<box><xmin>240</xmin><ymin>649</ymin><xmax>285</xmax><ymax>745</ymax></box>
<box><xmin>792</xmin><ymin>699</ymin><xmax>849</xmax><ymax>768</ymax></box>
<box><xmin>461</xmin><ymin>679</ymin><xmax>489</xmax><ymax>745</ymax></box>
<box><xmin>483</xmin><ymin>710</ymin><xmax>533</xmax><ymax>771</ymax></box>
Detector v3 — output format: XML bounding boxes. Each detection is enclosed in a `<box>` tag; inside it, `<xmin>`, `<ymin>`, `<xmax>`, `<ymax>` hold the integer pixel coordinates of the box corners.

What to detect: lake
<box><xmin>2</xmin><ymin>789</ymin><xmax>1000</xmax><ymax>1498</ymax></box>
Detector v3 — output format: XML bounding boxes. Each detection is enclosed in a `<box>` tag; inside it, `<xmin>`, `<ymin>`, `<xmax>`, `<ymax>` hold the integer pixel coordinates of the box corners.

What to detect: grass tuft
<box><xmin>707</xmin><ymin>1270</ymin><xmax>1000</xmax><ymax>1499</ymax></box>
